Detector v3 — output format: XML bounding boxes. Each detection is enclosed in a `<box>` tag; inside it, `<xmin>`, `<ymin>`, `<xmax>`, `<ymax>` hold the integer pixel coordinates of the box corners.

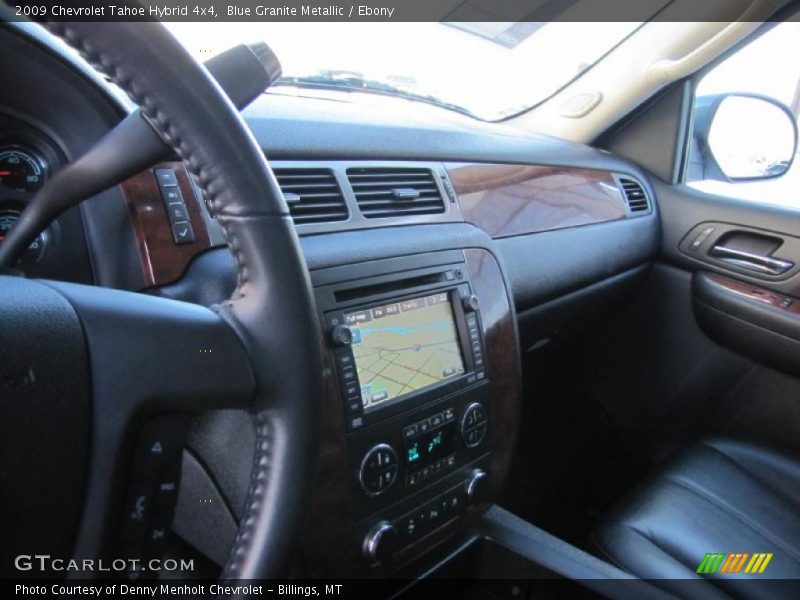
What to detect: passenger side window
<box><xmin>686</xmin><ymin>21</ymin><xmax>800</xmax><ymax>207</ymax></box>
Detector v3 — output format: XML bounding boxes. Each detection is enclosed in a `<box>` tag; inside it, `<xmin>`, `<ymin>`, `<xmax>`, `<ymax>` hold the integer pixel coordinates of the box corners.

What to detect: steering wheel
<box><xmin>0</xmin><ymin>22</ymin><xmax>322</xmax><ymax>579</ymax></box>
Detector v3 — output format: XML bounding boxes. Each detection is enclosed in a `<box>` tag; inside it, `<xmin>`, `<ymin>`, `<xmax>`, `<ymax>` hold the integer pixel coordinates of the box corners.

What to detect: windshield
<box><xmin>167</xmin><ymin>22</ymin><xmax>642</xmax><ymax>121</ymax></box>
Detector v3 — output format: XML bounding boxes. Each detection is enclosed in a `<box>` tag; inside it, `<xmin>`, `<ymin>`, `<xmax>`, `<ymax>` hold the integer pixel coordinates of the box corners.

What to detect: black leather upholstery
<box><xmin>595</xmin><ymin>438</ymin><xmax>800</xmax><ymax>598</ymax></box>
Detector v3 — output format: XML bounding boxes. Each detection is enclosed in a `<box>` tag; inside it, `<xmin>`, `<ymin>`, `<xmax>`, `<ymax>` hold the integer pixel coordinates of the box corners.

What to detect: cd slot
<box><xmin>334</xmin><ymin>271</ymin><xmax>448</xmax><ymax>303</ymax></box>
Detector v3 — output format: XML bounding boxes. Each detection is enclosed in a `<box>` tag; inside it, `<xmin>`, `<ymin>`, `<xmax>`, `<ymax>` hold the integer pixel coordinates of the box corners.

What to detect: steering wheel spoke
<box><xmin>41</xmin><ymin>280</ymin><xmax>255</xmax><ymax>563</ymax></box>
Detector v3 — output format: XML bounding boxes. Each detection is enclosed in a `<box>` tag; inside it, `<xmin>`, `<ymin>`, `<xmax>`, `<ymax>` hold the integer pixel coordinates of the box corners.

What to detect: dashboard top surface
<box><xmin>0</xmin><ymin>23</ymin><xmax>660</xmax><ymax>310</ymax></box>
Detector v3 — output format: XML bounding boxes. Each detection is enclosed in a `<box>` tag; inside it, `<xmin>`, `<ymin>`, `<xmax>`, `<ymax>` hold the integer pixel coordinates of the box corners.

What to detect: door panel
<box><xmin>693</xmin><ymin>270</ymin><xmax>800</xmax><ymax>375</ymax></box>
<box><xmin>681</xmin><ymin>224</ymin><xmax>798</xmax><ymax>279</ymax></box>
<box><xmin>656</xmin><ymin>179</ymin><xmax>800</xmax><ymax>297</ymax></box>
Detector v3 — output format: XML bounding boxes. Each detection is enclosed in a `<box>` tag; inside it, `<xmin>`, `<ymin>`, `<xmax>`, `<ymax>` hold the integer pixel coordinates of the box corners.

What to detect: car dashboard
<box><xmin>0</xmin><ymin>23</ymin><xmax>660</xmax><ymax>583</ymax></box>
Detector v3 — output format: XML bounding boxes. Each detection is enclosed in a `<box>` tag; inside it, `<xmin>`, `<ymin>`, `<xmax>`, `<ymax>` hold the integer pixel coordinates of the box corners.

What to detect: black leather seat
<box><xmin>594</xmin><ymin>438</ymin><xmax>800</xmax><ymax>599</ymax></box>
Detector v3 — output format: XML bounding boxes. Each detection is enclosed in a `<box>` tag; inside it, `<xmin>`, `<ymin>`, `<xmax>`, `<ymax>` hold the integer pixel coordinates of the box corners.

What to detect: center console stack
<box><xmin>308</xmin><ymin>248</ymin><xmax>519</xmax><ymax>572</ymax></box>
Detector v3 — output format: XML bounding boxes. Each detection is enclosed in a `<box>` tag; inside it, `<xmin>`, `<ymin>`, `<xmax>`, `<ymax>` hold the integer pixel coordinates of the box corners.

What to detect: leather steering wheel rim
<box><xmin>45</xmin><ymin>22</ymin><xmax>322</xmax><ymax>579</ymax></box>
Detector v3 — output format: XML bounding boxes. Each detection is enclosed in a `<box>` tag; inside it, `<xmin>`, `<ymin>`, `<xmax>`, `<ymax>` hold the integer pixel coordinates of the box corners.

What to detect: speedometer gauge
<box><xmin>0</xmin><ymin>209</ymin><xmax>47</xmax><ymax>262</ymax></box>
<box><xmin>0</xmin><ymin>146</ymin><xmax>47</xmax><ymax>193</ymax></box>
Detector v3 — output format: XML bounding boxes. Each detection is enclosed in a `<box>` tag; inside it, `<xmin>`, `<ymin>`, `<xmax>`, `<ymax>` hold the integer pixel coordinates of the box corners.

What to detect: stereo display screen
<box><xmin>346</xmin><ymin>292</ymin><xmax>465</xmax><ymax>411</ymax></box>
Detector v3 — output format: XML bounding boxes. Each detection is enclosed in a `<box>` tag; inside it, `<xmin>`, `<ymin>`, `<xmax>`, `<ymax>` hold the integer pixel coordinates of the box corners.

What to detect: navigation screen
<box><xmin>346</xmin><ymin>292</ymin><xmax>465</xmax><ymax>411</ymax></box>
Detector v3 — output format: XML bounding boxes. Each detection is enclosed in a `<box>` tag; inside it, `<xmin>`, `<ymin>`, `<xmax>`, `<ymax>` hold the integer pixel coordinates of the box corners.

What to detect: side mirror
<box><xmin>692</xmin><ymin>93</ymin><xmax>798</xmax><ymax>182</ymax></box>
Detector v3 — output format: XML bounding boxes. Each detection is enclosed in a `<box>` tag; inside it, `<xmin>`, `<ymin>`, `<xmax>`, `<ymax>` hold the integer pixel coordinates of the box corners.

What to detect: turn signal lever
<box><xmin>0</xmin><ymin>42</ymin><xmax>281</xmax><ymax>267</ymax></box>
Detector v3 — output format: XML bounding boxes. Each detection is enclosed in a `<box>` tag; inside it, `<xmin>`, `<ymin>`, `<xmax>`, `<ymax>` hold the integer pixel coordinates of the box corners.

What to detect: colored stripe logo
<box><xmin>696</xmin><ymin>553</ymin><xmax>773</xmax><ymax>574</ymax></box>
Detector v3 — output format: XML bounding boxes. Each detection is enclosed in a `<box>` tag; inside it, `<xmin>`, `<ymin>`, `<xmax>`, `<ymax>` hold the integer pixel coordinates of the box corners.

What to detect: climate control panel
<box><xmin>362</xmin><ymin>469</ymin><xmax>487</xmax><ymax>565</ymax></box>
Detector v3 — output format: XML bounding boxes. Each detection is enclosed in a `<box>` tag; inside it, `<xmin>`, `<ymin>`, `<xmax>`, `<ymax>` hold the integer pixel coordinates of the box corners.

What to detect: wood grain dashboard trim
<box><xmin>464</xmin><ymin>248</ymin><xmax>521</xmax><ymax>500</ymax></box>
<box><xmin>121</xmin><ymin>161</ymin><xmax>210</xmax><ymax>288</ymax></box>
<box><xmin>446</xmin><ymin>163</ymin><xmax>627</xmax><ymax>238</ymax></box>
<box><xmin>705</xmin><ymin>272</ymin><xmax>800</xmax><ymax>315</ymax></box>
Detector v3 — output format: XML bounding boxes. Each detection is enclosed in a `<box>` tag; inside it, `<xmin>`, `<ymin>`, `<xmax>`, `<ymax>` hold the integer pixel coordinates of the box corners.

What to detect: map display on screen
<box><xmin>346</xmin><ymin>292</ymin><xmax>465</xmax><ymax>411</ymax></box>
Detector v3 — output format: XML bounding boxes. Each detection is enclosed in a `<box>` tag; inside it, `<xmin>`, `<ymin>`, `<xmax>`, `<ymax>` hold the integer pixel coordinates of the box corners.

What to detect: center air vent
<box><xmin>347</xmin><ymin>167</ymin><xmax>445</xmax><ymax>219</ymax></box>
<box><xmin>618</xmin><ymin>178</ymin><xmax>650</xmax><ymax>214</ymax></box>
<box><xmin>273</xmin><ymin>168</ymin><xmax>348</xmax><ymax>225</ymax></box>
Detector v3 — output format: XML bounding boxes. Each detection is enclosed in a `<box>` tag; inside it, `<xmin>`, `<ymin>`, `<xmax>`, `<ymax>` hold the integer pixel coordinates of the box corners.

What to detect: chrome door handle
<box><xmin>710</xmin><ymin>245</ymin><xmax>794</xmax><ymax>276</ymax></box>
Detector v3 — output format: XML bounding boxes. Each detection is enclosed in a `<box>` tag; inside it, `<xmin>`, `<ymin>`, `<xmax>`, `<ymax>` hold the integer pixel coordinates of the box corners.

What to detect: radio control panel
<box><xmin>313</xmin><ymin>250</ymin><xmax>493</xmax><ymax>566</ymax></box>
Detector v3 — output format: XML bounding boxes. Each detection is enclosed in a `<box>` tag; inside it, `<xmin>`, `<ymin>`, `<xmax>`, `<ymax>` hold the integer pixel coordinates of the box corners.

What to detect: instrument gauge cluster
<box><xmin>0</xmin><ymin>118</ymin><xmax>65</xmax><ymax>265</ymax></box>
<box><xmin>0</xmin><ymin>145</ymin><xmax>49</xmax><ymax>193</ymax></box>
<box><xmin>0</xmin><ymin>207</ymin><xmax>51</xmax><ymax>263</ymax></box>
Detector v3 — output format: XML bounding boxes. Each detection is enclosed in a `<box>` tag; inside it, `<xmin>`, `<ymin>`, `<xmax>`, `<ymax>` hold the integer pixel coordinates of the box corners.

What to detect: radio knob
<box><xmin>362</xmin><ymin>520</ymin><xmax>398</xmax><ymax>566</ymax></box>
<box><xmin>329</xmin><ymin>324</ymin><xmax>354</xmax><ymax>346</ymax></box>
<box><xmin>465</xmin><ymin>468</ymin><xmax>488</xmax><ymax>505</ymax></box>
<box><xmin>462</xmin><ymin>294</ymin><xmax>480</xmax><ymax>312</ymax></box>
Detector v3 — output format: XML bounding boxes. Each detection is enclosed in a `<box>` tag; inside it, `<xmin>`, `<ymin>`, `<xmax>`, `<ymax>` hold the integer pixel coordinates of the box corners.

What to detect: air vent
<box><xmin>347</xmin><ymin>167</ymin><xmax>445</xmax><ymax>219</ymax></box>
<box><xmin>273</xmin><ymin>168</ymin><xmax>348</xmax><ymax>225</ymax></box>
<box><xmin>618</xmin><ymin>178</ymin><xmax>650</xmax><ymax>213</ymax></box>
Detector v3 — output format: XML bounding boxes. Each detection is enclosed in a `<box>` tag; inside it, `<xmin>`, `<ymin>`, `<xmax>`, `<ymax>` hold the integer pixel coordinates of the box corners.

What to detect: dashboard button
<box><xmin>160</xmin><ymin>185</ymin><xmax>183</xmax><ymax>204</ymax></box>
<box><xmin>400</xmin><ymin>514</ymin><xmax>420</xmax><ymax>538</ymax></box>
<box><xmin>443</xmin><ymin>489</ymin><xmax>464</xmax><ymax>514</ymax></box>
<box><xmin>425</xmin><ymin>502</ymin><xmax>443</xmax><ymax>525</ymax></box>
<box><xmin>461</xmin><ymin>403</ymin><xmax>488</xmax><ymax>448</ymax></box>
<box><xmin>153</xmin><ymin>462</ymin><xmax>180</xmax><ymax>509</ymax></box>
<box><xmin>336</xmin><ymin>352</ymin><xmax>354</xmax><ymax>368</ymax></box>
<box><xmin>344</xmin><ymin>396</ymin><xmax>362</xmax><ymax>415</ymax></box>
<box><xmin>120</xmin><ymin>482</ymin><xmax>152</xmax><ymax>543</ymax></box>
<box><xmin>131</xmin><ymin>416</ymin><xmax>188</xmax><ymax>478</ymax></box>
<box><xmin>171</xmin><ymin>221</ymin><xmax>195</xmax><ymax>244</ymax></box>
<box><xmin>340</xmin><ymin>366</ymin><xmax>357</xmax><ymax>383</ymax></box>
<box><xmin>154</xmin><ymin>169</ymin><xmax>178</xmax><ymax>188</ymax></box>
<box><xmin>342</xmin><ymin>381</ymin><xmax>359</xmax><ymax>398</ymax></box>
<box><xmin>359</xmin><ymin>444</ymin><xmax>398</xmax><ymax>497</ymax></box>
<box><xmin>166</xmin><ymin>203</ymin><xmax>189</xmax><ymax>224</ymax></box>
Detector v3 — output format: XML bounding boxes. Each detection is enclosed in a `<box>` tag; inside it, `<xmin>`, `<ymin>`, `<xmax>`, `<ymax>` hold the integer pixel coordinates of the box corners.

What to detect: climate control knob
<box><xmin>362</xmin><ymin>520</ymin><xmax>398</xmax><ymax>565</ymax></box>
<box><xmin>460</xmin><ymin>402</ymin><xmax>488</xmax><ymax>448</ymax></box>
<box><xmin>465</xmin><ymin>468</ymin><xmax>488</xmax><ymax>505</ymax></box>
<box><xmin>358</xmin><ymin>444</ymin><xmax>398</xmax><ymax>497</ymax></box>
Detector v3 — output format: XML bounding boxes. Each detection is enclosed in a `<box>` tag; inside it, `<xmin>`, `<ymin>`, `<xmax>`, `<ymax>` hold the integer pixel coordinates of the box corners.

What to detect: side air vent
<box><xmin>347</xmin><ymin>167</ymin><xmax>445</xmax><ymax>218</ymax></box>
<box><xmin>618</xmin><ymin>178</ymin><xmax>650</xmax><ymax>213</ymax></box>
<box><xmin>273</xmin><ymin>168</ymin><xmax>348</xmax><ymax>225</ymax></box>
